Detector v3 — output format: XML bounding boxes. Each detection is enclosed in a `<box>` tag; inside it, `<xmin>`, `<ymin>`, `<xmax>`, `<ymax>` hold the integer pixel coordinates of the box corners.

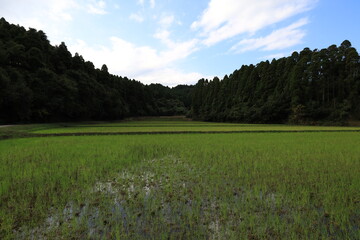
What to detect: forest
<box><xmin>0</xmin><ymin>18</ymin><xmax>192</xmax><ymax>123</ymax></box>
<box><xmin>1</xmin><ymin>17</ymin><xmax>359</xmax><ymax>124</ymax></box>
<box><xmin>191</xmin><ymin>41</ymin><xmax>360</xmax><ymax>124</ymax></box>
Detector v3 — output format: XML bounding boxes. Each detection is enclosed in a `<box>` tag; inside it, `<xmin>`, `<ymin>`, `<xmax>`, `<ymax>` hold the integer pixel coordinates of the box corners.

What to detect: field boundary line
<box><xmin>2</xmin><ymin>129</ymin><xmax>360</xmax><ymax>140</ymax></box>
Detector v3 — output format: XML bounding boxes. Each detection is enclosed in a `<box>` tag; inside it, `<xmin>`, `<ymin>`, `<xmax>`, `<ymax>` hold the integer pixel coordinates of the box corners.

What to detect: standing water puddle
<box><xmin>14</xmin><ymin>155</ymin><xmax>280</xmax><ymax>239</ymax></box>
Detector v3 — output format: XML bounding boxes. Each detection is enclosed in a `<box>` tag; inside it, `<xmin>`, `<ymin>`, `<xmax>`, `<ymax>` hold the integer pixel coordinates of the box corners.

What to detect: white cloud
<box><xmin>231</xmin><ymin>18</ymin><xmax>308</xmax><ymax>53</ymax></box>
<box><xmin>129</xmin><ymin>13</ymin><xmax>144</xmax><ymax>23</ymax></box>
<box><xmin>260</xmin><ymin>53</ymin><xmax>287</xmax><ymax>60</ymax></box>
<box><xmin>192</xmin><ymin>0</ymin><xmax>316</xmax><ymax>46</ymax></box>
<box><xmin>0</xmin><ymin>0</ymin><xmax>77</xmax><ymax>23</ymax></box>
<box><xmin>150</xmin><ymin>0</ymin><xmax>155</xmax><ymax>9</ymax></box>
<box><xmin>0</xmin><ymin>0</ymin><xmax>78</xmax><ymax>43</ymax></box>
<box><xmin>161</xmin><ymin>39</ymin><xmax>200</xmax><ymax>63</ymax></box>
<box><xmin>159</xmin><ymin>15</ymin><xmax>175</xmax><ymax>28</ymax></box>
<box><xmin>154</xmin><ymin>30</ymin><xmax>172</xmax><ymax>46</ymax></box>
<box><xmin>87</xmin><ymin>0</ymin><xmax>107</xmax><ymax>15</ymax></box>
<box><xmin>137</xmin><ymin>0</ymin><xmax>155</xmax><ymax>9</ymax></box>
<box><xmin>69</xmin><ymin>37</ymin><xmax>201</xmax><ymax>86</ymax></box>
<box><xmin>154</xmin><ymin>14</ymin><xmax>185</xmax><ymax>48</ymax></box>
<box><xmin>1</xmin><ymin>0</ymin><xmax>201</xmax><ymax>86</ymax></box>
<box><xmin>135</xmin><ymin>68</ymin><xmax>205</xmax><ymax>86</ymax></box>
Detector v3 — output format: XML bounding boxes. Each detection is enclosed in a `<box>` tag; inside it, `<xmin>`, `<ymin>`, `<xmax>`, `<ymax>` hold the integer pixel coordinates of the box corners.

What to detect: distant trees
<box><xmin>191</xmin><ymin>41</ymin><xmax>360</xmax><ymax>124</ymax></box>
<box><xmin>146</xmin><ymin>84</ymin><xmax>193</xmax><ymax>116</ymax></box>
<box><xmin>0</xmin><ymin>18</ymin><xmax>193</xmax><ymax>123</ymax></box>
<box><xmin>1</xmin><ymin>17</ymin><xmax>359</xmax><ymax>125</ymax></box>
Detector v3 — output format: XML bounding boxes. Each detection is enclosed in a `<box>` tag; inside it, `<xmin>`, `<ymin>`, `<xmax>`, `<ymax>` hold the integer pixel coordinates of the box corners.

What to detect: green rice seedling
<box><xmin>32</xmin><ymin>121</ymin><xmax>360</xmax><ymax>134</ymax></box>
<box><xmin>0</xmin><ymin>124</ymin><xmax>359</xmax><ymax>239</ymax></box>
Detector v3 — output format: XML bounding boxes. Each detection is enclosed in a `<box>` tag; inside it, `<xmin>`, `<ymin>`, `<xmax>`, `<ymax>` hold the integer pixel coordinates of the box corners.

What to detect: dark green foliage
<box><xmin>0</xmin><ymin>18</ymin><xmax>191</xmax><ymax>123</ymax></box>
<box><xmin>171</xmin><ymin>84</ymin><xmax>194</xmax><ymax>108</ymax></box>
<box><xmin>146</xmin><ymin>84</ymin><xmax>193</xmax><ymax>116</ymax></box>
<box><xmin>1</xmin><ymin>17</ymin><xmax>359</xmax><ymax>125</ymax></box>
<box><xmin>191</xmin><ymin>41</ymin><xmax>360</xmax><ymax>124</ymax></box>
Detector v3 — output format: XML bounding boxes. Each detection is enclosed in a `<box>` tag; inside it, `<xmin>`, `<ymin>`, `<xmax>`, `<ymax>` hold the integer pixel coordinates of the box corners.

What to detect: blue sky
<box><xmin>1</xmin><ymin>0</ymin><xmax>359</xmax><ymax>86</ymax></box>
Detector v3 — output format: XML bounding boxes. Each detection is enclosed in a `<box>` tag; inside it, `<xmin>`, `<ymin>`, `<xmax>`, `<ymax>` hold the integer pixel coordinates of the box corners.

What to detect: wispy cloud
<box><xmin>135</xmin><ymin>68</ymin><xmax>206</xmax><ymax>86</ymax></box>
<box><xmin>129</xmin><ymin>13</ymin><xmax>144</xmax><ymax>23</ymax></box>
<box><xmin>158</xmin><ymin>15</ymin><xmax>175</xmax><ymax>28</ymax></box>
<box><xmin>87</xmin><ymin>0</ymin><xmax>107</xmax><ymax>15</ymax></box>
<box><xmin>154</xmin><ymin>14</ymin><xmax>180</xmax><ymax>48</ymax></box>
<box><xmin>0</xmin><ymin>0</ymin><xmax>318</xmax><ymax>86</ymax></box>
<box><xmin>154</xmin><ymin>30</ymin><xmax>172</xmax><ymax>46</ymax></box>
<box><xmin>192</xmin><ymin>0</ymin><xmax>317</xmax><ymax>46</ymax></box>
<box><xmin>231</xmin><ymin>18</ymin><xmax>309</xmax><ymax>53</ymax></box>
<box><xmin>137</xmin><ymin>0</ymin><xmax>145</xmax><ymax>6</ymax></box>
<box><xmin>69</xmin><ymin>37</ymin><xmax>201</xmax><ymax>86</ymax></box>
<box><xmin>0</xmin><ymin>0</ymin><xmax>77</xmax><ymax>23</ymax></box>
<box><xmin>137</xmin><ymin>0</ymin><xmax>155</xmax><ymax>9</ymax></box>
<box><xmin>260</xmin><ymin>53</ymin><xmax>287</xmax><ymax>61</ymax></box>
<box><xmin>0</xmin><ymin>0</ymin><xmax>78</xmax><ymax>43</ymax></box>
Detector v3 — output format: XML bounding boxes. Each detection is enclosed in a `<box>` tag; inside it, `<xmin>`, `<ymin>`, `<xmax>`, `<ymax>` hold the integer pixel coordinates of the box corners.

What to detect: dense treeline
<box><xmin>147</xmin><ymin>84</ymin><xmax>193</xmax><ymax>116</ymax></box>
<box><xmin>0</xmin><ymin>18</ymin><xmax>192</xmax><ymax>123</ymax></box>
<box><xmin>191</xmin><ymin>41</ymin><xmax>360</xmax><ymax>124</ymax></box>
<box><xmin>2</xmin><ymin>18</ymin><xmax>359</xmax><ymax>125</ymax></box>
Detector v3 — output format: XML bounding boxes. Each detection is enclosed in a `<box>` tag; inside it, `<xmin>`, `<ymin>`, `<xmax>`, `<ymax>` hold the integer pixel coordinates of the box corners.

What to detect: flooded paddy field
<box><xmin>0</xmin><ymin>120</ymin><xmax>359</xmax><ymax>239</ymax></box>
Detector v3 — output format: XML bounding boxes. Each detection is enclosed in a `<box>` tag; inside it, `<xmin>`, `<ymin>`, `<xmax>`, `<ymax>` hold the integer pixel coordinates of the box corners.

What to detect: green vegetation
<box><xmin>0</xmin><ymin>18</ymin><xmax>193</xmax><ymax>123</ymax></box>
<box><xmin>1</xmin><ymin>119</ymin><xmax>360</xmax><ymax>138</ymax></box>
<box><xmin>191</xmin><ymin>41</ymin><xmax>360</xmax><ymax>124</ymax></box>
<box><xmin>33</xmin><ymin>121</ymin><xmax>360</xmax><ymax>134</ymax></box>
<box><xmin>1</xmin><ymin>120</ymin><xmax>359</xmax><ymax>239</ymax></box>
<box><xmin>0</xmin><ymin>124</ymin><xmax>59</xmax><ymax>139</ymax></box>
<box><xmin>1</xmin><ymin>16</ymin><xmax>360</xmax><ymax>239</ymax></box>
<box><xmin>1</xmin><ymin>18</ymin><xmax>360</xmax><ymax>125</ymax></box>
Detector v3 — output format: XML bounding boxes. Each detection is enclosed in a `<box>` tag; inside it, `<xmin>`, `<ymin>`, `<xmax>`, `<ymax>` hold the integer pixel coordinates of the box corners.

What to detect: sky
<box><xmin>1</xmin><ymin>0</ymin><xmax>360</xmax><ymax>86</ymax></box>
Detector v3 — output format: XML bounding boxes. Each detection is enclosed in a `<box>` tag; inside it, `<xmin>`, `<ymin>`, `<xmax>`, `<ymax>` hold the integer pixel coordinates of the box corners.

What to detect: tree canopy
<box><xmin>1</xmin><ymin>18</ymin><xmax>359</xmax><ymax>125</ymax></box>
<box><xmin>191</xmin><ymin>41</ymin><xmax>360</xmax><ymax>124</ymax></box>
<box><xmin>0</xmin><ymin>18</ymin><xmax>192</xmax><ymax>123</ymax></box>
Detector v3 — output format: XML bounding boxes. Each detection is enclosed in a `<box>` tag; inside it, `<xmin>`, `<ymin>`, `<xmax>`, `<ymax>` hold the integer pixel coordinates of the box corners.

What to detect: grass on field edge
<box><xmin>2</xmin><ymin>129</ymin><xmax>360</xmax><ymax>141</ymax></box>
<box><xmin>1</xmin><ymin>117</ymin><xmax>360</xmax><ymax>140</ymax></box>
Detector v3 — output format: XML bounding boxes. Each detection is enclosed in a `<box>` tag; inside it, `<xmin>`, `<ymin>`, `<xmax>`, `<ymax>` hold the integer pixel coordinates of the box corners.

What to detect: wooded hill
<box><xmin>191</xmin><ymin>41</ymin><xmax>360</xmax><ymax>124</ymax></box>
<box><xmin>1</xmin><ymin>18</ymin><xmax>359</xmax><ymax>124</ymax></box>
<box><xmin>0</xmin><ymin>18</ymin><xmax>193</xmax><ymax>123</ymax></box>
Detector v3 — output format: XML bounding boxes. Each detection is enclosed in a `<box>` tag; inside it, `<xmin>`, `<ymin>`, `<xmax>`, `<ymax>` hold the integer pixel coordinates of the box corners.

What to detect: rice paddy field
<box><xmin>0</xmin><ymin>118</ymin><xmax>359</xmax><ymax>239</ymax></box>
